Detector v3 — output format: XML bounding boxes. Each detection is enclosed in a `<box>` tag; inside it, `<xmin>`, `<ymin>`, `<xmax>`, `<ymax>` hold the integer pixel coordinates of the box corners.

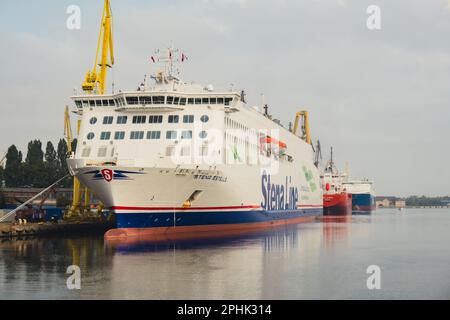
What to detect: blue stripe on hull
<box><xmin>115</xmin><ymin>208</ymin><xmax>323</xmax><ymax>229</ymax></box>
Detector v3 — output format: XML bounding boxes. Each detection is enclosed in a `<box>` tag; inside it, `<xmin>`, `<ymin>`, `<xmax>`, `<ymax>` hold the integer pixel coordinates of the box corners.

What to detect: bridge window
<box><xmin>103</xmin><ymin>116</ymin><xmax>113</xmax><ymax>124</ymax></box>
<box><xmin>132</xmin><ymin>115</ymin><xmax>146</xmax><ymax>124</ymax></box>
<box><xmin>147</xmin><ymin>131</ymin><xmax>161</xmax><ymax>140</ymax></box>
<box><xmin>217</xmin><ymin>97</ymin><xmax>224</xmax><ymax>104</ymax></box>
<box><xmin>130</xmin><ymin>131</ymin><xmax>145</xmax><ymax>140</ymax></box>
<box><xmin>148</xmin><ymin>115</ymin><xmax>163</xmax><ymax>124</ymax></box>
<box><xmin>117</xmin><ymin>116</ymin><xmax>128</xmax><ymax>124</ymax></box>
<box><xmin>168</xmin><ymin>115</ymin><xmax>179</xmax><ymax>123</ymax></box>
<box><xmin>139</xmin><ymin>96</ymin><xmax>152</xmax><ymax>105</ymax></box>
<box><xmin>188</xmin><ymin>98</ymin><xmax>194</xmax><ymax>105</ymax></box>
<box><xmin>195</xmin><ymin>98</ymin><xmax>201</xmax><ymax>105</ymax></box>
<box><xmin>224</xmin><ymin>98</ymin><xmax>233</xmax><ymax>106</ymax></box>
<box><xmin>100</xmin><ymin>132</ymin><xmax>111</xmax><ymax>140</ymax></box>
<box><xmin>181</xmin><ymin>130</ymin><xmax>193</xmax><ymax>139</ymax></box>
<box><xmin>202</xmin><ymin>98</ymin><xmax>209</xmax><ymax>104</ymax></box>
<box><xmin>166</xmin><ymin>131</ymin><xmax>177</xmax><ymax>140</ymax></box>
<box><xmin>114</xmin><ymin>131</ymin><xmax>125</xmax><ymax>140</ymax></box>
<box><xmin>173</xmin><ymin>97</ymin><xmax>180</xmax><ymax>105</ymax></box>
<box><xmin>153</xmin><ymin>96</ymin><xmax>165</xmax><ymax>104</ymax></box>
<box><xmin>210</xmin><ymin>98</ymin><xmax>217</xmax><ymax>104</ymax></box>
<box><xmin>180</xmin><ymin>97</ymin><xmax>187</xmax><ymax>106</ymax></box>
<box><xmin>126</xmin><ymin>97</ymin><xmax>139</xmax><ymax>105</ymax></box>
<box><xmin>183</xmin><ymin>115</ymin><xmax>194</xmax><ymax>123</ymax></box>
<box><xmin>167</xmin><ymin>96</ymin><xmax>174</xmax><ymax>105</ymax></box>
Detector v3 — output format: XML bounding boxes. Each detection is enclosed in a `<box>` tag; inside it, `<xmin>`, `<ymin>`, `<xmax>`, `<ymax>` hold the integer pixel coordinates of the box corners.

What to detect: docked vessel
<box><xmin>321</xmin><ymin>148</ymin><xmax>352</xmax><ymax>216</ymax></box>
<box><xmin>342</xmin><ymin>179</ymin><xmax>376</xmax><ymax>213</ymax></box>
<box><xmin>67</xmin><ymin>49</ymin><xmax>323</xmax><ymax>239</ymax></box>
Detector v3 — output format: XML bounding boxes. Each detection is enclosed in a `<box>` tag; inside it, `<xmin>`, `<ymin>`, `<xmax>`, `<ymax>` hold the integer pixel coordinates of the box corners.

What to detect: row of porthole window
<box><xmin>89</xmin><ymin>115</ymin><xmax>209</xmax><ymax>125</ymax></box>
<box><xmin>87</xmin><ymin>130</ymin><xmax>208</xmax><ymax>141</ymax></box>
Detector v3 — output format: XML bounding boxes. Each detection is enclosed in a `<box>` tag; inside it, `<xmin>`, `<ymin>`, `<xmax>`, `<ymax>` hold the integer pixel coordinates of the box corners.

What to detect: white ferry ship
<box><xmin>67</xmin><ymin>50</ymin><xmax>323</xmax><ymax>239</ymax></box>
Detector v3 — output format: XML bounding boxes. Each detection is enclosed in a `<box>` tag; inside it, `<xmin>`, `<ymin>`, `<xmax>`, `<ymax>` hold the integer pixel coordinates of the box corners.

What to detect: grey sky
<box><xmin>0</xmin><ymin>0</ymin><xmax>449</xmax><ymax>196</ymax></box>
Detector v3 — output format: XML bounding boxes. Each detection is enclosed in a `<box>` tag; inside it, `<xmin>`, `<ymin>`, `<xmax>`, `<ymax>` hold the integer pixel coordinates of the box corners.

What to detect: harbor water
<box><xmin>0</xmin><ymin>208</ymin><xmax>449</xmax><ymax>300</ymax></box>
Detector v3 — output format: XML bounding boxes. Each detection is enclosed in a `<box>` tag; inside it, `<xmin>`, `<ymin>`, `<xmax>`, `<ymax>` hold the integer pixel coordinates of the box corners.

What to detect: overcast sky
<box><xmin>0</xmin><ymin>0</ymin><xmax>449</xmax><ymax>196</ymax></box>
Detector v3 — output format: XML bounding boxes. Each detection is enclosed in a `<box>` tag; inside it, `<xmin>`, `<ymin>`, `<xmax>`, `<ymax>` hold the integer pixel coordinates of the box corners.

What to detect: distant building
<box><xmin>376</xmin><ymin>196</ymin><xmax>405</xmax><ymax>208</ymax></box>
<box><xmin>395</xmin><ymin>200</ymin><xmax>406</xmax><ymax>209</ymax></box>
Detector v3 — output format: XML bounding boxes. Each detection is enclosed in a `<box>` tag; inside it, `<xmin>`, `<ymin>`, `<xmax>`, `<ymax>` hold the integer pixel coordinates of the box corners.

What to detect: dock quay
<box><xmin>0</xmin><ymin>221</ymin><xmax>114</xmax><ymax>239</ymax></box>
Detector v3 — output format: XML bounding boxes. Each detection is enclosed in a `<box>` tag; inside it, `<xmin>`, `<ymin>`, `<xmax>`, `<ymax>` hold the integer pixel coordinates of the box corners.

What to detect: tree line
<box><xmin>405</xmin><ymin>196</ymin><xmax>450</xmax><ymax>207</ymax></box>
<box><xmin>0</xmin><ymin>139</ymin><xmax>76</xmax><ymax>189</ymax></box>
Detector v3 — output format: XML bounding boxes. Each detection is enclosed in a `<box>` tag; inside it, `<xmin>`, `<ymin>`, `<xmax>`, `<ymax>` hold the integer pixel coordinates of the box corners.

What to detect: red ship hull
<box><xmin>323</xmin><ymin>193</ymin><xmax>352</xmax><ymax>216</ymax></box>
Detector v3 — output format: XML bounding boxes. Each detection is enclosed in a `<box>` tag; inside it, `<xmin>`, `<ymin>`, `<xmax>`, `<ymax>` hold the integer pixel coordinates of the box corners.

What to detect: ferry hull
<box><xmin>68</xmin><ymin>163</ymin><xmax>323</xmax><ymax>240</ymax></box>
<box><xmin>323</xmin><ymin>193</ymin><xmax>352</xmax><ymax>216</ymax></box>
<box><xmin>105</xmin><ymin>209</ymin><xmax>321</xmax><ymax>240</ymax></box>
<box><xmin>351</xmin><ymin>193</ymin><xmax>375</xmax><ymax>212</ymax></box>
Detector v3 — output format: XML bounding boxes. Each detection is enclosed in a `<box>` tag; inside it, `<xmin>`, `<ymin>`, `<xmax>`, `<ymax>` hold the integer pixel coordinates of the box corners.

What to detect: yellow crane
<box><xmin>292</xmin><ymin>110</ymin><xmax>312</xmax><ymax>145</ymax></box>
<box><xmin>82</xmin><ymin>0</ymin><xmax>115</xmax><ymax>94</ymax></box>
<box><xmin>64</xmin><ymin>106</ymin><xmax>90</xmax><ymax>218</ymax></box>
<box><xmin>65</xmin><ymin>0</ymin><xmax>115</xmax><ymax>218</ymax></box>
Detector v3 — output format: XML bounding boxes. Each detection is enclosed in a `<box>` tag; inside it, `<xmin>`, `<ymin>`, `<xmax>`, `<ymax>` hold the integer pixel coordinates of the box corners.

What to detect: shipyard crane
<box><xmin>82</xmin><ymin>0</ymin><xmax>115</xmax><ymax>94</ymax></box>
<box><xmin>292</xmin><ymin>111</ymin><xmax>312</xmax><ymax>145</ymax></box>
<box><xmin>65</xmin><ymin>106</ymin><xmax>90</xmax><ymax>218</ymax></box>
<box><xmin>65</xmin><ymin>0</ymin><xmax>114</xmax><ymax>218</ymax></box>
<box><xmin>314</xmin><ymin>140</ymin><xmax>322</xmax><ymax>168</ymax></box>
<box><xmin>0</xmin><ymin>152</ymin><xmax>6</xmax><ymax>168</ymax></box>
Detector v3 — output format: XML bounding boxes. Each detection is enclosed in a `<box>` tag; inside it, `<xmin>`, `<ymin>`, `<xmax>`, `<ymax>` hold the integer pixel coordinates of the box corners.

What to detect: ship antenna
<box><xmin>240</xmin><ymin>90</ymin><xmax>246</xmax><ymax>103</ymax></box>
<box><xmin>330</xmin><ymin>147</ymin><xmax>333</xmax><ymax>165</ymax></box>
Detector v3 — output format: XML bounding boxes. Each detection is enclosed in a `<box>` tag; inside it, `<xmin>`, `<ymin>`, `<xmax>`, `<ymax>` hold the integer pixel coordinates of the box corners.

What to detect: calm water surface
<box><xmin>0</xmin><ymin>208</ymin><xmax>449</xmax><ymax>299</ymax></box>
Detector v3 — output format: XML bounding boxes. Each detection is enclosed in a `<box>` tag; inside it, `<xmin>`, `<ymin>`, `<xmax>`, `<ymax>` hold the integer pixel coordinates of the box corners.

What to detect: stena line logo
<box><xmin>261</xmin><ymin>171</ymin><xmax>298</xmax><ymax>211</ymax></box>
<box><xmin>101</xmin><ymin>169</ymin><xmax>113</xmax><ymax>182</ymax></box>
<box><xmin>84</xmin><ymin>169</ymin><xmax>144</xmax><ymax>182</ymax></box>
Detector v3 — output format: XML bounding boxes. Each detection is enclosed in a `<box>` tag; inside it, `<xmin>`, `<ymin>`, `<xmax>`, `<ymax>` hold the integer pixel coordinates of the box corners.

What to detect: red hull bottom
<box><xmin>104</xmin><ymin>215</ymin><xmax>318</xmax><ymax>244</ymax></box>
<box><xmin>323</xmin><ymin>193</ymin><xmax>352</xmax><ymax>216</ymax></box>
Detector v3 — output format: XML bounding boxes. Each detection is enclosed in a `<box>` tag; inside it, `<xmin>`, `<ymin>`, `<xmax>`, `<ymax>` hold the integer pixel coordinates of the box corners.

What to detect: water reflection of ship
<box><xmin>0</xmin><ymin>237</ymin><xmax>113</xmax><ymax>291</ymax></box>
<box><xmin>262</xmin><ymin>226</ymin><xmax>299</xmax><ymax>252</ymax></box>
<box><xmin>107</xmin><ymin>224</ymin><xmax>302</xmax><ymax>253</ymax></box>
<box><xmin>322</xmin><ymin>216</ymin><xmax>351</xmax><ymax>248</ymax></box>
<box><xmin>260</xmin><ymin>222</ymin><xmax>322</xmax><ymax>299</ymax></box>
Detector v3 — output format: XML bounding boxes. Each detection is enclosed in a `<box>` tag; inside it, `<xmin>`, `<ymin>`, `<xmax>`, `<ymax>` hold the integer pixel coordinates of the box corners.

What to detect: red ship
<box><xmin>321</xmin><ymin>147</ymin><xmax>352</xmax><ymax>216</ymax></box>
<box><xmin>323</xmin><ymin>192</ymin><xmax>352</xmax><ymax>216</ymax></box>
